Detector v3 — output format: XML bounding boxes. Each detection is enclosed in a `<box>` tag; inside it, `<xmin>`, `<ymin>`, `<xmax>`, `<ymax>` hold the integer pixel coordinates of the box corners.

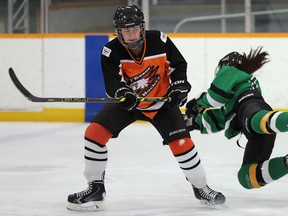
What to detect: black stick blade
<box><xmin>9</xmin><ymin>67</ymin><xmax>34</xmax><ymax>101</ymax></box>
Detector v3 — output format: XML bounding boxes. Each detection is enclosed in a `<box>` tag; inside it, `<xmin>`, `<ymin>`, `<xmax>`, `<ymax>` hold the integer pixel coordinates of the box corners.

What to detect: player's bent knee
<box><xmin>238</xmin><ymin>164</ymin><xmax>263</xmax><ymax>189</ymax></box>
<box><xmin>85</xmin><ymin>122</ymin><xmax>112</xmax><ymax>145</ymax></box>
<box><xmin>238</xmin><ymin>165</ymin><xmax>253</xmax><ymax>189</ymax></box>
<box><xmin>168</xmin><ymin>138</ymin><xmax>194</xmax><ymax>155</ymax></box>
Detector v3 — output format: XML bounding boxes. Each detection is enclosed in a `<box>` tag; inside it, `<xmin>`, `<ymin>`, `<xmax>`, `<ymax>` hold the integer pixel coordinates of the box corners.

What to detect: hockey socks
<box><xmin>251</xmin><ymin>110</ymin><xmax>288</xmax><ymax>134</ymax></box>
<box><xmin>238</xmin><ymin>156</ymin><xmax>288</xmax><ymax>189</ymax></box>
<box><xmin>169</xmin><ymin>138</ymin><xmax>207</xmax><ymax>188</ymax></box>
<box><xmin>84</xmin><ymin>123</ymin><xmax>112</xmax><ymax>182</ymax></box>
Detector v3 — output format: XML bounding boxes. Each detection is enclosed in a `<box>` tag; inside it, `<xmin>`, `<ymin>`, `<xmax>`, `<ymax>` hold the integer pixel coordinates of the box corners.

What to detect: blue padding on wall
<box><xmin>85</xmin><ymin>35</ymin><xmax>109</xmax><ymax>122</ymax></box>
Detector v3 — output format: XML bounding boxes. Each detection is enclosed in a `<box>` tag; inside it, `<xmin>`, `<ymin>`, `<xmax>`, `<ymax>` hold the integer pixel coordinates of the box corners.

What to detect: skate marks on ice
<box><xmin>0</xmin><ymin>122</ymin><xmax>288</xmax><ymax>215</ymax></box>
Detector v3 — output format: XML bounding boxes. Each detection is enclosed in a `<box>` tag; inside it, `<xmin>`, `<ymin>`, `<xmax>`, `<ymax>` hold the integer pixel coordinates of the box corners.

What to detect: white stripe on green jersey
<box><xmin>196</xmin><ymin>66</ymin><xmax>261</xmax><ymax>139</ymax></box>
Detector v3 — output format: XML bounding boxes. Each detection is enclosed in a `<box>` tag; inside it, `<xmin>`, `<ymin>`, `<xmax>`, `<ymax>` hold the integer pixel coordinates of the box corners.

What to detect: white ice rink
<box><xmin>1</xmin><ymin>122</ymin><xmax>288</xmax><ymax>216</ymax></box>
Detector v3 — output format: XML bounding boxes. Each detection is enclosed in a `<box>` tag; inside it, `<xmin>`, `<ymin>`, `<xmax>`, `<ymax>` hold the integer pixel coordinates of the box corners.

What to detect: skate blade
<box><xmin>199</xmin><ymin>200</ymin><xmax>228</xmax><ymax>209</ymax></box>
<box><xmin>66</xmin><ymin>201</ymin><xmax>105</xmax><ymax>212</ymax></box>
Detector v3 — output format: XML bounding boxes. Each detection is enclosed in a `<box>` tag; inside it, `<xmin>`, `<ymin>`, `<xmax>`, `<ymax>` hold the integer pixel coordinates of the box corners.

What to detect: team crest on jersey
<box><xmin>124</xmin><ymin>65</ymin><xmax>160</xmax><ymax>97</ymax></box>
<box><xmin>102</xmin><ymin>46</ymin><xmax>111</xmax><ymax>57</ymax></box>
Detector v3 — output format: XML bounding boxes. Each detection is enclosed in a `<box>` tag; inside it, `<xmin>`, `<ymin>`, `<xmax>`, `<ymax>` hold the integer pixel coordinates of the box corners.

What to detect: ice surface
<box><xmin>0</xmin><ymin>122</ymin><xmax>288</xmax><ymax>216</ymax></box>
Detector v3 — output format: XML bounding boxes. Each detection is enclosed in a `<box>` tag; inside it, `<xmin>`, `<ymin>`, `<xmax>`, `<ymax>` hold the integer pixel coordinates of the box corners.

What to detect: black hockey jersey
<box><xmin>101</xmin><ymin>30</ymin><xmax>188</xmax><ymax>118</ymax></box>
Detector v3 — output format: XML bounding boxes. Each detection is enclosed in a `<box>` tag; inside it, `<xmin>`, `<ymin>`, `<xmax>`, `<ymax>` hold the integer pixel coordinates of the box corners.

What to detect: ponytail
<box><xmin>237</xmin><ymin>46</ymin><xmax>269</xmax><ymax>74</ymax></box>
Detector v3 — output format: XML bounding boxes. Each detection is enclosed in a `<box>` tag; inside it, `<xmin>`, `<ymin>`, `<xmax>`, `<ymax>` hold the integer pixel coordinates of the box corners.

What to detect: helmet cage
<box><xmin>113</xmin><ymin>5</ymin><xmax>145</xmax><ymax>49</ymax></box>
<box><xmin>115</xmin><ymin>23</ymin><xmax>145</xmax><ymax>49</ymax></box>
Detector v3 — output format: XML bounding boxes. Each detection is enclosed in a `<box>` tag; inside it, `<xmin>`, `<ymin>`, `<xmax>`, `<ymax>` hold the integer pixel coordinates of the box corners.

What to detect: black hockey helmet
<box><xmin>113</xmin><ymin>5</ymin><xmax>145</xmax><ymax>49</ymax></box>
<box><xmin>113</xmin><ymin>4</ymin><xmax>144</xmax><ymax>28</ymax></box>
<box><xmin>214</xmin><ymin>51</ymin><xmax>243</xmax><ymax>74</ymax></box>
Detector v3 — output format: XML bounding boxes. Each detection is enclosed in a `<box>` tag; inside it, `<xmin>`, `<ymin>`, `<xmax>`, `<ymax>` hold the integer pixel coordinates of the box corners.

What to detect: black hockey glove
<box><xmin>167</xmin><ymin>80</ymin><xmax>191</xmax><ymax>108</ymax></box>
<box><xmin>183</xmin><ymin>113</ymin><xmax>200</xmax><ymax>131</ymax></box>
<box><xmin>115</xmin><ymin>87</ymin><xmax>139</xmax><ymax>111</ymax></box>
<box><xmin>185</xmin><ymin>93</ymin><xmax>205</xmax><ymax>118</ymax></box>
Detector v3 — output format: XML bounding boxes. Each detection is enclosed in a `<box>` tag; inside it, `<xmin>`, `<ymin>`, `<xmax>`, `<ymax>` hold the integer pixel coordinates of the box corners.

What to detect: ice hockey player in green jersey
<box><xmin>184</xmin><ymin>46</ymin><xmax>288</xmax><ymax>190</ymax></box>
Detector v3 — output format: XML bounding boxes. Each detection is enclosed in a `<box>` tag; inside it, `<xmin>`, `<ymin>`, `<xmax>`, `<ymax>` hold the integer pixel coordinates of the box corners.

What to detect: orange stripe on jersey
<box><xmin>168</xmin><ymin>138</ymin><xmax>194</xmax><ymax>155</ymax></box>
<box><xmin>85</xmin><ymin>122</ymin><xmax>112</xmax><ymax>145</ymax></box>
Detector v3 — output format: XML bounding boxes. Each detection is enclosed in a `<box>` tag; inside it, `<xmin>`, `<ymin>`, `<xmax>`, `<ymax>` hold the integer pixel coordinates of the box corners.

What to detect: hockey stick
<box><xmin>8</xmin><ymin>68</ymin><xmax>170</xmax><ymax>103</ymax></box>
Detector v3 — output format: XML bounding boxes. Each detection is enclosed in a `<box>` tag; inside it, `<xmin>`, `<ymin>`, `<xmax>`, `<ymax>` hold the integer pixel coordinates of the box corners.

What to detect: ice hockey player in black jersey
<box><xmin>185</xmin><ymin>46</ymin><xmax>288</xmax><ymax>190</ymax></box>
<box><xmin>66</xmin><ymin>4</ymin><xmax>225</xmax><ymax>211</ymax></box>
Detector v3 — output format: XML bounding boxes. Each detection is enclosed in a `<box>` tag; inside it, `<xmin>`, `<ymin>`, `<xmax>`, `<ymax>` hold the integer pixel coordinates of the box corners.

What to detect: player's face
<box><xmin>120</xmin><ymin>25</ymin><xmax>141</xmax><ymax>45</ymax></box>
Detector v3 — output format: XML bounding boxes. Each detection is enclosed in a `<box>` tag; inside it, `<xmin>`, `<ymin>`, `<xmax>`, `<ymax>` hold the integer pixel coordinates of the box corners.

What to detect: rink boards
<box><xmin>1</xmin><ymin>33</ymin><xmax>288</xmax><ymax>122</ymax></box>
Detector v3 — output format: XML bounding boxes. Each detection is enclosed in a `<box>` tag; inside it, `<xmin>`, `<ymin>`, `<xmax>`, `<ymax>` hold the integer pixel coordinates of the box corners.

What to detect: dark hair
<box><xmin>236</xmin><ymin>46</ymin><xmax>270</xmax><ymax>74</ymax></box>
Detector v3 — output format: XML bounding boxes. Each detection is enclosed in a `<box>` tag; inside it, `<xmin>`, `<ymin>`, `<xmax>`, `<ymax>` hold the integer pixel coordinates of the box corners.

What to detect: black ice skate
<box><xmin>66</xmin><ymin>180</ymin><xmax>106</xmax><ymax>211</ymax></box>
<box><xmin>193</xmin><ymin>185</ymin><xmax>226</xmax><ymax>206</ymax></box>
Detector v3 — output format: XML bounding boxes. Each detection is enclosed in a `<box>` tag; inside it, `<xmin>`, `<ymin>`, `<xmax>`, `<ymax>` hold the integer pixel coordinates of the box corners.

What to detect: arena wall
<box><xmin>1</xmin><ymin>33</ymin><xmax>287</xmax><ymax>122</ymax></box>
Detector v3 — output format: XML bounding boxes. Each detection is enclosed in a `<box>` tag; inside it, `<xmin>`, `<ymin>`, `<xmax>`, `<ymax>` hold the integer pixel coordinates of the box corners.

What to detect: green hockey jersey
<box><xmin>196</xmin><ymin>66</ymin><xmax>261</xmax><ymax>139</ymax></box>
